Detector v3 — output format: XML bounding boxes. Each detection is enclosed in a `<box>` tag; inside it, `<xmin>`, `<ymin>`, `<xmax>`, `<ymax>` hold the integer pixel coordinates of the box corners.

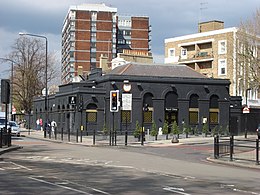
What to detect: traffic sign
<box><xmin>122</xmin><ymin>93</ymin><xmax>132</xmax><ymax>110</ymax></box>
<box><xmin>243</xmin><ymin>106</ymin><xmax>250</xmax><ymax>114</ymax></box>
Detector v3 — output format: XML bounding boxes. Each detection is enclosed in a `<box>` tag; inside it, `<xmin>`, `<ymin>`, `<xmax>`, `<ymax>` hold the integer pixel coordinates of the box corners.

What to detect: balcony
<box><xmin>178</xmin><ymin>51</ymin><xmax>214</xmax><ymax>64</ymax></box>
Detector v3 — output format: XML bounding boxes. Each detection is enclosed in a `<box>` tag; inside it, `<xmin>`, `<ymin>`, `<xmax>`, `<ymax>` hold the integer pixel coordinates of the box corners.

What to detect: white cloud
<box><xmin>0</xmin><ymin>0</ymin><xmax>259</xmax><ymax>65</ymax></box>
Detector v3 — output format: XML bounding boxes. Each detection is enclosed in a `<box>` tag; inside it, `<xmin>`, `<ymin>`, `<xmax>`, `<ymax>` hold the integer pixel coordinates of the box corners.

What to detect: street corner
<box><xmin>0</xmin><ymin>145</ymin><xmax>23</xmax><ymax>155</ymax></box>
<box><xmin>206</xmin><ymin>156</ymin><xmax>260</xmax><ymax>170</ymax></box>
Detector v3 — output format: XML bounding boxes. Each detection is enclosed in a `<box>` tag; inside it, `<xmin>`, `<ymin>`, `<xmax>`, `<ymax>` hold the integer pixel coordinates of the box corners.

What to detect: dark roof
<box><xmin>108</xmin><ymin>63</ymin><xmax>207</xmax><ymax>79</ymax></box>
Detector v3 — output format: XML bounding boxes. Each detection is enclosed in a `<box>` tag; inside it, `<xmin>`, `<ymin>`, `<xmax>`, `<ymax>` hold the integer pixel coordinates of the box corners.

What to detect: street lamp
<box><xmin>19</xmin><ymin>32</ymin><xmax>48</xmax><ymax>138</ymax></box>
<box><xmin>244</xmin><ymin>88</ymin><xmax>252</xmax><ymax>139</ymax></box>
<box><xmin>0</xmin><ymin>58</ymin><xmax>16</xmax><ymax>121</ymax></box>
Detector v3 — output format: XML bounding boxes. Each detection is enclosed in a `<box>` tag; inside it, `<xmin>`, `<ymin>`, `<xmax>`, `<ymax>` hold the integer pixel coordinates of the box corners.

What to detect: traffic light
<box><xmin>143</xmin><ymin>104</ymin><xmax>149</xmax><ymax>112</ymax></box>
<box><xmin>110</xmin><ymin>90</ymin><xmax>119</xmax><ymax>112</ymax></box>
<box><xmin>1</xmin><ymin>79</ymin><xmax>10</xmax><ymax>104</ymax></box>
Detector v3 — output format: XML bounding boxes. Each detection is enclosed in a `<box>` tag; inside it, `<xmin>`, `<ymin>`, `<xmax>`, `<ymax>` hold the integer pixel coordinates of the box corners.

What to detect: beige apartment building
<box><xmin>165</xmin><ymin>20</ymin><xmax>260</xmax><ymax>107</ymax></box>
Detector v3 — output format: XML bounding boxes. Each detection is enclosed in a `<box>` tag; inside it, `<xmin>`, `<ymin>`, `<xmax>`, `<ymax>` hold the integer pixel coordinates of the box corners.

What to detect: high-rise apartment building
<box><xmin>62</xmin><ymin>4</ymin><xmax>151</xmax><ymax>84</ymax></box>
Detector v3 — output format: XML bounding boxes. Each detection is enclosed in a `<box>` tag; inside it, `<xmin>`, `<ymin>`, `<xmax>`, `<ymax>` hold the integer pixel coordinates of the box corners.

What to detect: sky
<box><xmin>0</xmin><ymin>0</ymin><xmax>259</xmax><ymax>75</ymax></box>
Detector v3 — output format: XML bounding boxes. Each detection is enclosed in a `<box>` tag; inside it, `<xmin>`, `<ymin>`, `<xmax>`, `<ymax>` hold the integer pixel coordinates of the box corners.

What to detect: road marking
<box><xmin>163</xmin><ymin>186</ymin><xmax>191</xmax><ymax>195</ymax></box>
<box><xmin>29</xmin><ymin>176</ymin><xmax>111</xmax><ymax>195</ymax></box>
<box><xmin>29</xmin><ymin>176</ymin><xmax>92</xmax><ymax>194</ymax></box>
<box><xmin>10</xmin><ymin>162</ymin><xmax>32</xmax><ymax>171</ymax></box>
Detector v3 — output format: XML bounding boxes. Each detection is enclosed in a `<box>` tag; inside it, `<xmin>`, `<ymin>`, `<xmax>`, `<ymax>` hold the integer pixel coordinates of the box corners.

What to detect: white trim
<box><xmin>218</xmin><ymin>40</ymin><xmax>227</xmax><ymax>54</ymax></box>
<box><xmin>168</xmin><ymin>48</ymin><xmax>175</xmax><ymax>57</ymax></box>
<box><xmin>165</xmin><ymin>27</ymin><xmax>238</xmax><ymax>43</ymax></box>
<box><xmin>178</xmin><ymin>39</ymin><xmax>214</xmax><ymax>47</ymax></box>
<box><xmin>218</xmin><ymin>59</ymin><xmax>227</xmax><ymax>76</ymax></box>
<box><xmin>181</xmin><ymin>48</ymin><xmax>187</xmax><ymax>59</ymax></box>
<box><xmin>178</xmin><ymin>58</ymin><xmax>214</xmax><ymax>64</ymax></box>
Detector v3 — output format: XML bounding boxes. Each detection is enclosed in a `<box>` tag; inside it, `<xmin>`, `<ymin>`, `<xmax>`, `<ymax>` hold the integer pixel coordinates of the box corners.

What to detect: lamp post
<box><xmin>19</xmin><ymin>32</ymin><xmax>48</xmax><ymax>138</ymax></box>
<box><xmin>245</xmin><ymin>88</ymin><xmax>252</xmax><ymax>138</ymax></box>
<box><xmin>0</xmin><ymin>58</ymin><xmax>16</xmax><ymax>121</ymax></box>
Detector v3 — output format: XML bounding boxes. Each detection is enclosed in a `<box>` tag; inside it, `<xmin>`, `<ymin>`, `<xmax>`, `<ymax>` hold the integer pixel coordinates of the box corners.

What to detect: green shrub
<box><xmin>150</xmin><ymin>120</ymin><xmax>158</xmax><ymax>136</ymax></box>
<box><xmin>134</xmin><ymin>121</ymin><xmax>141</xmax><ymax>137</ymax></box>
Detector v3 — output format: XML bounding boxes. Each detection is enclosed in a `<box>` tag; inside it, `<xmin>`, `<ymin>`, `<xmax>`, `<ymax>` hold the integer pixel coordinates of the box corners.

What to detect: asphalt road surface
<box><xmin>0</xmin><ymin>136</ymin><xmax>259</xmax><ymax>194</ymax></box>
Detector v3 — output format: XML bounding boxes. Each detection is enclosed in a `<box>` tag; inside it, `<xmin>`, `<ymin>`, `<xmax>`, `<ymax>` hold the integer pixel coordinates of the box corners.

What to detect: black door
<box><xmin>165</xmin><ymin>110</ymin><xmax>178</xmax><ymax>133</ymax></box>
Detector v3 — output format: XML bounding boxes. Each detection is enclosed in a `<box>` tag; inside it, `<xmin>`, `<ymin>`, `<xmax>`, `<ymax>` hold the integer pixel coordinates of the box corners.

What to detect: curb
<box><xmin>0</xmin><ymin>145</ymin><xmax>23</xmax><ymax>155</ymax></box>
<box><xmin>206</xmin><ymin>157</ymin><xmax>260</xmax><ymax>170</ymax></box>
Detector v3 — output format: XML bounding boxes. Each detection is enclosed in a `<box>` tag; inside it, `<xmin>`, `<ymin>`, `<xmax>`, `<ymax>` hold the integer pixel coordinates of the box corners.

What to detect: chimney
<box><xmin>198</xmin><ymin>20</ymin><xmax>224</xmax><ymax>33</ymax></box>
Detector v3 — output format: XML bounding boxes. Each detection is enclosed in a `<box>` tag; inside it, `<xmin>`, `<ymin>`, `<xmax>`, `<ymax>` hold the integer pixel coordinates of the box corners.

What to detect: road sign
<box><xmin>243</xmin><ymin>106</ymin><xmax>250</xmax><ymax>114</ymax></box>
<box><xmin>122</xmin><ymin>93</ymin><xmax>132</xmax><ymax>110</ymax></box>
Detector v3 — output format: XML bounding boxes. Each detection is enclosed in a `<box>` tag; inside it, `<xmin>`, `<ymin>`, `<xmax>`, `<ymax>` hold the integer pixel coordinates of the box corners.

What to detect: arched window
<box><xmin>165</xmin><ymin>92</ymin><xmax>178</xmax><ymax>108</ymax></box>
<box><xmin>189</xmin><ymin>94</ymin><xmax>199</xmax><ymax>125</ymax></box>
<box><xmin>143</xmin><ymin>93</ymin><xmax>153</xmax><ymax>123</ymax></box>
<box><xmin>210</xmin><ymin>95</ymin><xmax>219</xmax><ymax>124</ymax></box>
<box><xmin>86</xmin><ymin>104</ymin><xmax>97</xmax><ymax>123</ymax></box>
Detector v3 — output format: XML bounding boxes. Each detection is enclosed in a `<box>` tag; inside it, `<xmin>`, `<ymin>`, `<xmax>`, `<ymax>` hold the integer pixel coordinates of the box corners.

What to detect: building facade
<box><xmin>33</xmin><ymin>63</ymin><xmax>244</xmax><ymax>138</ymax></box>
<box><xmin>61</xmin><ymin>4</ymin><xmax>151</xmax><ymax>84</ymax></box>
<box><xmin>164</xmin><ymin>20</ymin><xmax>260</xmax><ymax>108</ymax></box>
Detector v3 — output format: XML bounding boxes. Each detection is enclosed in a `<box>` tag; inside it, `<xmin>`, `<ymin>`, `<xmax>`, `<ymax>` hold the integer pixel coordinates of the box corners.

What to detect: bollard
<box><xmin>214</xmin><ymin>135</ymin><xmax>219</xmax><ymax>159</ymax></box>
<box><xmin>7</xmin><ymin>128</ymin><xmax>11</xmax><ymax>147</ymax></box>
<box><xmin>114</xmin><ymin>130</ymin><xmax>117</xmax><ymax>146</ymax></box>
<box><xmin>76</xmin><ymin>128</ymin><xmax>78</xmax><ymax>143</ymax></box>
<box><xmin>61</xmin><ymin>128</ymin><xmax>64</xmax><ymax>141</ymax></box>
<box><xmin>125</xmin><ymin>130</ymin><xmax>128</xmax><ymax>146</ymax></box>
<box><xmin>256</xmin><ymin>139</ymin><xmax>259</xmax><ymax>165</ymax></box>
<box><xmin>230</xmin><ymin>135</ymin><xmax>234</xmax><ymax>161</ymax></box>
<box><xmin>93</xmin><ymin>129</ymin><xmax>96</xmax><ymax>145</ymax></box>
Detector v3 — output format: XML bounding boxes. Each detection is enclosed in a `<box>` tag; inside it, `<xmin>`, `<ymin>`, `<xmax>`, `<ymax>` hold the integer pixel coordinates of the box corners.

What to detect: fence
<box><xmin>214</xmin><ymin>135</ymin><xmax>259</xmax><ymax>165</ymax></box>
<box><xmin>42</xmin><ymin>127</ymin><xmax>169</xmax><ymax>146</ymax></box>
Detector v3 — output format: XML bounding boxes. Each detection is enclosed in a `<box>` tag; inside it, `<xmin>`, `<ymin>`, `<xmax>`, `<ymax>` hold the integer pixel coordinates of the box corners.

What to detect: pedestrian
<box><xmin>36</xmin><ymin>118</ymin><xmax>40</xmax><ymax>130</ymax></box>
<box><xmin>51</xmin><ymin>120</ymin><xmax>57</xmax><ymax>137</ymax></box>
<box><xmin>39</xmin><ymin>118</ymin><xmax>43</xmax><ymax>131</ymax></box>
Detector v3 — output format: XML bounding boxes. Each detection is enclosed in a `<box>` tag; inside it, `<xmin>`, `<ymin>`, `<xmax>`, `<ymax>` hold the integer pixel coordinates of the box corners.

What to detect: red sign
<box><xmin>12</xmin><ymin>106</ymin><xmax>16</xmax><ymax>113</ymax></box>
<box><xmin>243</xmin><ymin>106</ymin><xmax>250</xmax><ymax>114</ymax></box>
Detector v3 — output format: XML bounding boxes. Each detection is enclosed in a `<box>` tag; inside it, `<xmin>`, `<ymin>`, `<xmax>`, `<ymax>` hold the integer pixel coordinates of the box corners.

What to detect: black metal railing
<box><xmin>214</xmin><ymin>135</ymin><xmax>259</xmax><ymax>165</ymax></box>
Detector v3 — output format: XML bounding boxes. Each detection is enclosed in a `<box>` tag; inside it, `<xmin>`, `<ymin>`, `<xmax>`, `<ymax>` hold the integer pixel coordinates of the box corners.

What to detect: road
<box><xmin>0</xmin><ymin>136</ymin><xmax>259</xmax><ymax>194</ymax></box>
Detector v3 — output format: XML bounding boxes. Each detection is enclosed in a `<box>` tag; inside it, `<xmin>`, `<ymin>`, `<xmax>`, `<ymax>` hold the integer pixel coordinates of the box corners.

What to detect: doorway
<box><xmin>165</xmin><ymin>109</ymin><xmax>178</xmax><ymax>133</ymax></box>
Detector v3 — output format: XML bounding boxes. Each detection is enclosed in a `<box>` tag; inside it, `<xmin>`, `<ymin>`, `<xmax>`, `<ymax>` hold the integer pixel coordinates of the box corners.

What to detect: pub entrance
<box><xmin>165</xmin><ymin>108</ymin><xmax>178</xmax><ymax>134</ymax></box>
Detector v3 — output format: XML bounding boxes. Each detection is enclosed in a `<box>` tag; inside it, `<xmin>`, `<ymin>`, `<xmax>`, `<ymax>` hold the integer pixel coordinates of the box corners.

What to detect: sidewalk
<box><xmin>2</xmin><ymin>129</ymin><xmax>260</xmax><ymax>170</ymax></box>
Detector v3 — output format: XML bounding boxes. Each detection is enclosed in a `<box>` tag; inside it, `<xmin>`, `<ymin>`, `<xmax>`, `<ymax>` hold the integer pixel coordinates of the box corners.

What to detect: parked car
<box><xmin>8</xmin><ymin>121</ymin><xmax>21</xmax><ymax>137</ymax></box>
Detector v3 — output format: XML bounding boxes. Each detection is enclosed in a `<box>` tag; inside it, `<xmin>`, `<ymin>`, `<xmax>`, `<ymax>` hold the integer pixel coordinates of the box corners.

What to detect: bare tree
<box><xmin>236</xmin><ymin>8</ymin><xmax>260</xmax><ymax>96</ymax></box>
<box><xmin>7</xmin><ymin>37</ymin><xmax>57</xmax><ymax>113</ymax></box>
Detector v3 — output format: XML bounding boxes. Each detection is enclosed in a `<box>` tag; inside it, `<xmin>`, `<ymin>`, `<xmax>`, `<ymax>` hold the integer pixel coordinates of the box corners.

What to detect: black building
<box><xmin>33</xmin><ymin>63</ymin><xmax>241</xmax><ymax>137</ymax></box>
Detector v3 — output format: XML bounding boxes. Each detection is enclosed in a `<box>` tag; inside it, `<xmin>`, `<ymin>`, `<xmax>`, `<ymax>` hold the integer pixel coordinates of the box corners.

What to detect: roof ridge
<box><xmin>119</xmin><ymin>63</ymin><xmax>132</xmax><ymax>74</ymax></box>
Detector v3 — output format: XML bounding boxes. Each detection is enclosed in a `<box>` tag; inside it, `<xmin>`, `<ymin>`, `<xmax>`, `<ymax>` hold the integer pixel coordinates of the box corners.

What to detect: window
<box><xmin>189</xmin><ymin>110</ymin><xmax>199</xmax><ymax>124</ymax></box>
<box><xmin>144</xmin><ymin>111</ymin><xmax>153</xmax><ymax>123</ymax></box>
<box><xmin>86</xmin><ymin>110</ymin><xmax>97</xmax><ymax>123</ymax></box>
<box><xmin>209</xmin><ymin>95</ymin><xmax>219</xmax><ymax>125</ymax></box>
<box><xmin>121</xmin><ymin>110</ymin><xmax>131</xmax><ymax>123</ymax></box>
<box><xmin>181</xmin><ymin>48</ymin><xmax>187</xmax><ymax>59</ymax></box>
<box><xmin>209</xmin><ymin>111</ymin><xmax>218</xmax><ymax>124</ymax></box>
<box><xmin>168</xmin><ymin>48</ymin><xmax>175</xmax><ymax>57</ymax></box>
<box><xmin>189</xmin><ymin>94</ymin><xmax>199</xmax><ymax>125</ymax></box>
<box><xmin>218</xmin><ymin>59</ymin><xmax>227</xmax><ymax>76</ymax></box>
<box><xmin>218</xmin><ymin>40</ymin><xmax>227</xmax><ymax>54</ymax></box>
<box><xmin>91</xmin><ymin>12</ymin><xmax>97</xmax><ymax>21</ymax></box>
